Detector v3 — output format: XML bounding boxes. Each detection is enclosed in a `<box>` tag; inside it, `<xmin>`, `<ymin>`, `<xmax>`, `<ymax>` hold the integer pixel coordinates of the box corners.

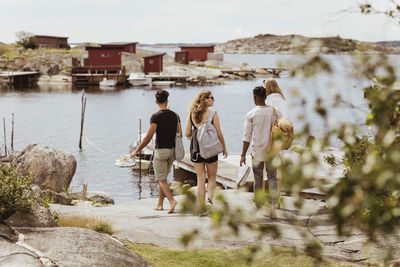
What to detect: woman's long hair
<box><xmin>189</xmin><ymin>90</ymin><xmax>212</xmax><ymax>124</ymax></box>
<box><xmin>264</xmin><ymin>79</ymin><xmax>286</xmax><ymax>100</ymax></box>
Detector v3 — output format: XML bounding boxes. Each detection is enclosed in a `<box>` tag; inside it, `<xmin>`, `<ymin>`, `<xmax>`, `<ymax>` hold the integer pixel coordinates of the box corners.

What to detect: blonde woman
<box><xmin>264</xmin><ymin>79</ymin><xmax>288</xmax><ymax>118</ymax></box>
<box><xmin>185</xmin><ymin>90</ymin><xmax>228</xmax><ymax>205</ymax></box>
<box><xmin>264</xmin><ymin>79</ymin><xmax>288</xmax><ymax>211</ymax></box>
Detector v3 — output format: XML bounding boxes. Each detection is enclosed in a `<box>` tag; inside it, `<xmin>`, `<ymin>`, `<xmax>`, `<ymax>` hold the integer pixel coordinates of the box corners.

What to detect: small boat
<box><xmin>115</xmin><ymin>155</ymin><xmax>136</xmax><ymax>167</ymax></box>
<box><xmin>99</xmin><ymin>78</ymin><xmax>117</xmax><ymax>88</ymax></box>
<box><xmin>152</xmin><ymin>81</ymin><xmax>175</xmax><ymax>87</ymax></box>
<box><xmin>128</xmin><ymin>73</ymin><xmax>152</xmax><ymax>86</ymax></box>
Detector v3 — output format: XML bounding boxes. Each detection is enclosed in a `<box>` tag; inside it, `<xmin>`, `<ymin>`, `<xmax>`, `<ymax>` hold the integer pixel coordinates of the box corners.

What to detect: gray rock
<box><xmin>47</xmin><ymin>65</ymin><xmax>60</xmax><ymax>75</ymax></box>
<box><xmin>12</xmin><ymin>144</ymin><xmax>77</xmax><ymax>193</ymax></box>
<box><xmin>71</xmin><ymin>190</ymin><xmax>115</xmax><ymax>205</ymax></box>
<box><xmin>86</xmin><ymin>191</ymin><xmax>115</xmax><ymax>205</ymax></box>
<box><xmin>122</xmin><ymin>52</ymin><xmax>143</xmax><ymax>74</ymax></box>
<box><xmin>17</xmin><ymin>227</ymin><xmax>150</xmax><ymax>267</ymax></box>
<box><xmin>0</xmin><ymin>239</ymin><xmax>41</xmax><ymax>267</ymax></box>
<box><xmin>6</xmin><ymin>204</ymin><xmax>57</xmax><ymax>228</ymax></box>
<box><xmin>0</xmin><ymin>223</ymin><xmax>18</xmax><ymax>242</ymax></box>
<box><xmin>41</xmin><ymin>190</ymin><xmax>72</xmax><ymax>205</ymax></box>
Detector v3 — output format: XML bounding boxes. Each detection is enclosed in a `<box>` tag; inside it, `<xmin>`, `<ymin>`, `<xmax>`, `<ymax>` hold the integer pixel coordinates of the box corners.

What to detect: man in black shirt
<box><xmin>130</xmin><ymin>89</ymin><xmax>179</xmax><ymax>213</ymax></box>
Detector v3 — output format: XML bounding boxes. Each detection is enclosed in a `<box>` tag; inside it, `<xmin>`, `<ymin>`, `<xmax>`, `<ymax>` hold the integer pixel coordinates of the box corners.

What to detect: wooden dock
<box><xmin>173</xmin><ymin>150</ymin><xmax>344</xmax><ymax>200</ymax></box>
<box><xmin>0</xmin><ymin>71</ymin><xmax>40</xmax><ymax>85</ymax></box>
<box><xmin>145</xmin><ymin>74</ymin><xmax>188</xmax><ymax>82</ymax></box>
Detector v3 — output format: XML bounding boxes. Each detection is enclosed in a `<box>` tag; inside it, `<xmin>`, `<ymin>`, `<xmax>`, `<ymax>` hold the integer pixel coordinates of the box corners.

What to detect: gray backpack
<box><xmin>197</xmin><ymin>111</ymin><xmax>223</xmax><ymax>159</ymax></box>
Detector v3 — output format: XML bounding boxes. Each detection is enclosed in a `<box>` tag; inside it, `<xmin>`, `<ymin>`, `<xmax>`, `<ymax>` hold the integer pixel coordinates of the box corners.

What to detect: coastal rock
<box><xmin>0</xmin><ymin>239</ymin><xmax>41</xmax><ymax>267</ymax></box>
<box><xmin>16</xmin><ymin>227</ymin><xmax>151</xmax><ymax>267</ymax></box>
<box><xmin>47</xmin><ymin>64</ymin><xmax>60</xmax><ymax>75</ymax></box>
<box><xmin>6</xmin><ymin>203</ymin><xmax>57</xmax><ymax>227</ymax></box>
<box><xmin>83</xmin><ymin>191</ymin><xmax>115</xmax><ymax>205</ymax></box>
<box><xmin>12</xmin><ymin>144</ymin><xmax>77</xmax><ymax>193</ymax></box>
<box><xmin>41</xmin><ymin>190</ymin><xmax>72</xmax><ymax>205</ymax></box>
<box><xmin>122</xmin><ymin>52</ymin><xmax>143</xmax><ymax>74</ymax></box>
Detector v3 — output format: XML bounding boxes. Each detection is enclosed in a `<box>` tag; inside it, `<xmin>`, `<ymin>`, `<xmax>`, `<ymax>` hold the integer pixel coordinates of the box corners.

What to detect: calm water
<box><xmin>1</xmin><ymin>53</ymin><xmax>396</xmax><ymax>203</ymax></box>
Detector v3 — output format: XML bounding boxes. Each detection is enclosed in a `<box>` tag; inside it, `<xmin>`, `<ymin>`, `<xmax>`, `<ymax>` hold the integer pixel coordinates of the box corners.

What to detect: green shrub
<box><xmin>0</xmin><ymin>165</ymin><xmax>35</xmax><ymax>222</ymax></box>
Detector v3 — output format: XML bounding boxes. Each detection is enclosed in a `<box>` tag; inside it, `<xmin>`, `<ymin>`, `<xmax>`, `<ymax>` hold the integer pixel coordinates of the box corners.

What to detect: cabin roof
<box><xmin>85</xmin><ymin>46</ymin><xmax>125</xmax><ymax>50</ymax></box>
<box><xmin>179</xmin><ymin>44</ymin><xmax>215</xmax><ymax>48</ymax></box>
<box><xmin>102</xmin><ymin>42</ymin><xmax>138</xmax><ymax>45</ymax></box>
<box><xmin>143</xmin><ymin>53</ymin><xmax>166</xmax><ymax>58</ymax></box>
<box><xmin>34</xmin><ymin>35</ymin><xmax>69</xmax><ymax>39</ymax></box>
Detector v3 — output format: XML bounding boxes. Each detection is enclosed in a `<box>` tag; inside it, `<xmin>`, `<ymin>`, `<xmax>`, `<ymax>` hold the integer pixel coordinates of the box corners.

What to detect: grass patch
<box><xmin>58</xmin><ymin>215</ymin><xmax>114</xmax><ymax>234</ymax></box>
<box><xmin>127</xmin><ymin>243</ymin><xmax>355</xmax><ymax>267</ymax></box>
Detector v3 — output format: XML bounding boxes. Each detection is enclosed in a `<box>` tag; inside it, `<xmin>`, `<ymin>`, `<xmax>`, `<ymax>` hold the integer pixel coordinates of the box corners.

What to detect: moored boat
<box><xmin>128</xmin><ymin>73</ymin><xmax>152</xmax><ymax>86</ymax></box>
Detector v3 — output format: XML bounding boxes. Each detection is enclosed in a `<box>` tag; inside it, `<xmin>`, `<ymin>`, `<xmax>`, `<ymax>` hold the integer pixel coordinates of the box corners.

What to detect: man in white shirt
<box><xmin>240</xmin><ymin>86</ymin><xmax>281</xmax><ymax>218</ymax></box>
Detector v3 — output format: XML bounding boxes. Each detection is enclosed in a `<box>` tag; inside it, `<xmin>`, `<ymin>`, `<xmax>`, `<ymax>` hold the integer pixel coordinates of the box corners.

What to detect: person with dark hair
<box><xmin>240</xmin><ymin>86</ymin><xmax>282</xmax><ymax>218</ymax></box>
<box><xmin>130</xmin><ymin>89</ymin><xmax>178</xmax><ymax>213</ymax></box>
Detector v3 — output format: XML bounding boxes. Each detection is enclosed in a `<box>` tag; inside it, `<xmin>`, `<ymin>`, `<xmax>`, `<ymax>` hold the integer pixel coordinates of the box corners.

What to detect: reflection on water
<box><xmin>2</xmin><ymin>53</ymin><xmax>398</xmax><ymax>203</ymax></box>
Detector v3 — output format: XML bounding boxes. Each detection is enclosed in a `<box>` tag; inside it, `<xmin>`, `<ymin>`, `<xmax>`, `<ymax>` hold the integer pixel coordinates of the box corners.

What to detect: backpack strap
<box><xmin>207</xmin><ymin>110</ymin><xmax>216</xmax><ymax>124</ymax></box>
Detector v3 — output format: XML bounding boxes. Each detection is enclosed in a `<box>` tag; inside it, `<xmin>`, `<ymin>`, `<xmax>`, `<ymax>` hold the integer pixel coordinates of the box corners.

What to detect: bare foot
<box><xmin>168</xmin><ymin>200</ymin><xmax>177</xmax><ymax>214</ymax></box>
<box><xmin>154</xmin><ymin>207</ymin><xmax>164</xmax><ymax>211</ymax></box>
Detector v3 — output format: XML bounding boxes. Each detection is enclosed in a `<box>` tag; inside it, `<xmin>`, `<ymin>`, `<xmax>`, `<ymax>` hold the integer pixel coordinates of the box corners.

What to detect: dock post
<box><xmin>139</xmin><ymin>119</ymin><xmax>142</xmax><ymax>179</ymax></box>
<box><xmin>79</xmin><ymin>92</ymin><xmax>87</xmax><ymax>150</ymax></box>
<box><xmin>11</xmin><ymin>113</ymin><xmax>14</xmax><ymax>154</ymax></box>
<box><xmin>3</xmin><ymin>117</ymin><xmax>7</xmax><ymax>157</ymax></box>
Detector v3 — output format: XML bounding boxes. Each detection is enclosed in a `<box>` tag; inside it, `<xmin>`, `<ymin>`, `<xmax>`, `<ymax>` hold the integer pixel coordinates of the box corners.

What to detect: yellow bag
<box><xmin>267</xmin><ymin>107</ymin><xmax>294</xmax><ymax>152</ymax></box>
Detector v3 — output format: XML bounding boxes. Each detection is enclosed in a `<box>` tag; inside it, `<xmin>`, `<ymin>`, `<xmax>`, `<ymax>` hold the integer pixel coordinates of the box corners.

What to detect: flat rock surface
<box><xmin>50</xmin><ymin>190</ymin><xmax>400</xmax><ymax>263</ymax></box>
<box><xmin>16</xmin><ymin>227</ymin><xmax>150</xmax><ymax>267</ymax></box>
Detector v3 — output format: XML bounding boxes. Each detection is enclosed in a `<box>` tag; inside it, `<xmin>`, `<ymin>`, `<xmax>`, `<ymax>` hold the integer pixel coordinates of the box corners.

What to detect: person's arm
<box><xmin>240</xmin><ymin>113</ymin><xmax>252</xmax><ymax>166</ymax></box>
<box><xmin>185</xmin><ymin>113</ymin><xmax>192</xmax><ymax>139</ymax></box>
<box><xmin>130</xmin><ymin>123</ymin><xmax>157</xmax><ymax>158</ymax></box>
<box><xmin>240</xmin><ymin>141</ymin><xmax>250</xmax><ymax>166</ymax></box>
<box><xmin>212</xmin><ymin>112</ymin><xmax>228</xmax><ymax>158</ymax></box>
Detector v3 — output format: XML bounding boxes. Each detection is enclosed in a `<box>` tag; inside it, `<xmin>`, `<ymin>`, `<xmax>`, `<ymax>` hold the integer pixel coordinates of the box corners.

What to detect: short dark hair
<box><xmin>155</xmin><ymin>89</ymin><xmax>169</xmax><ymax>103</ymax></box>
<box><xmin>253</xmin><ymin>86</ymin><xmax>266</xmax><ymax>98</ymax></box>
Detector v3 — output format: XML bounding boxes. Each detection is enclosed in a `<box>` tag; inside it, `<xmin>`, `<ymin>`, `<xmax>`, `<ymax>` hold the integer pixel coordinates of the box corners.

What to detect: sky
<box><xmin>1</xmin><ymin>0</ymin><xmax>400</xmax><ymax>44</ymax></box>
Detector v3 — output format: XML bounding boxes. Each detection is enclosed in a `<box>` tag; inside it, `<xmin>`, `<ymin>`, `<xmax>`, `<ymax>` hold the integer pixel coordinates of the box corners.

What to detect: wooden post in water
<box><xmin>139</xmin><ymin>119</ymin><xmax>142</xmax><ymax>179</ymax></box>
<box><xmin>3</xmin><ymin>117</ymin><xmax>7</xmax><ymax>157</ymax></box>
<box><xmin>11</xmin><ymin>113</ymin><xmax>14</xmax><ymax>154</ymax></box>
<box><xmin>79</xmin><ymin>92</ymin><xmax>87</xmax><ymax>150</ymax></box>
<box><xmin>81</xmin><ymin>184</ymin><xmax>87</xmax><ymax>200</ymax></box>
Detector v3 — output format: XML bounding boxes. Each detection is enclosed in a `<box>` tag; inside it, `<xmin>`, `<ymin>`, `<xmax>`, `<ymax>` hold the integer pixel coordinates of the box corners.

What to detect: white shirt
<box><xmin>243</xmin><ymin>105</ymin><xmax>280</xmax><ymax>161</ymax></box>
<box><xmin>266</xmin><ymin>93</ymin><xmax>288</xmax><ymax>119</ymax></box>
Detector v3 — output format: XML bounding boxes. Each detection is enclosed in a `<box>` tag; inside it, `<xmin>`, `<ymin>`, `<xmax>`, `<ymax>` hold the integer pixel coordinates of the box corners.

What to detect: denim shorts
<box><xmin>153</xmin><ymin>148</ymin><xmax>175</xmax><ymax>180</ymax></box>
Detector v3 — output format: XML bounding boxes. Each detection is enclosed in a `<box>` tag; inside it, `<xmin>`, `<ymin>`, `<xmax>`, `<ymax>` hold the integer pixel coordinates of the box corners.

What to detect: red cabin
<box><xmin>85</xmin><ymin>46</ymin><xmax>124</xmax><ymax>66</ymax></box>
<box><xmin>101</xmin><ymin>42</ymin><xmax>138</xmax><ymax>54</ymax></box>
<box><xmin>179</xmin><ymin>44</ymin><xmax>215</xmax><ymax>61</ymax></box>
<box><xmin>143</xmin><ymin>53</ymin><xmax>166</xmax><ymax>73</ymax></box>
<box><xmin>175</xmin><ymin>50</ymin><xmax>189</xmax><ymax>64</ymax></box>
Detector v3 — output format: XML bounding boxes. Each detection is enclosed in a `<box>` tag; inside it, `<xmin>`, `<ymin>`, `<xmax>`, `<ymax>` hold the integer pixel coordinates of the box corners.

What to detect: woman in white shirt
<box><xmin>264</xmin><ymin>79</ymin><xmax>288</xmax><ymax>119</ymax></box>
<box><xmin>263</xmin><ymin>79</ymin><xmax>288</xmax><ymax>210</ymax></box>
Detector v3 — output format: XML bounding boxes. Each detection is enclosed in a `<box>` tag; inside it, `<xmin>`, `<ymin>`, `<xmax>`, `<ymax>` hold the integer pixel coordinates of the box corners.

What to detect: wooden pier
<box><xmin>145</xmin><ymin>74</ymin><xmax>188</xmax><ymax>82</ymax></box>
<box><xmin>0</xmin><ymin>71</ymin><xmax>40</xmax><ymax>86</ymax></box>
<box><xmin>173</xmin><ymin>150</ymin><xmax>344</xmax><ymax>200</ymax></box>
<box><xmin>71</xmin><ymin>65</ymin><xmax>126</xmax><ymax>85</ymax></box>
<box><xmin>261</xmin><ymin>67</ymin><xmax>289</xmax><ymax>76</ymax></box>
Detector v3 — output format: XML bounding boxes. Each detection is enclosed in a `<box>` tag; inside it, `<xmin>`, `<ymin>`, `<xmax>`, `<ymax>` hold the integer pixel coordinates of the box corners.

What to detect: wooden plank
<box><xmin>174</xmin><ymin>153</ymin><xmax>235</xmax><ymax>188</ymax></box>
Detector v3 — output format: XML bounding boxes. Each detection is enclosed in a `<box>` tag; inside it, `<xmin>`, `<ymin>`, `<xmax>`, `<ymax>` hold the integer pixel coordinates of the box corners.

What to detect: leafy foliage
<box><xmin>0</xmin><ymin>165</ymin><xmax>34</xmax><ymax>222</ymax></box>
<box><xmin>14</xmin><ymin>31</ymin><xmax>36</xmax><ymax>49</ymax></box>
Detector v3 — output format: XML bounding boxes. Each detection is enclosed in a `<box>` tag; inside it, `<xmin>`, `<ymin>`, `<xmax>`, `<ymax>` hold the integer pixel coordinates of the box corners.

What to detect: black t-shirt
<box><xmin>150</xmin><ymin>109</ymin><xmax>180</xmax><ymax>149</ymax></box>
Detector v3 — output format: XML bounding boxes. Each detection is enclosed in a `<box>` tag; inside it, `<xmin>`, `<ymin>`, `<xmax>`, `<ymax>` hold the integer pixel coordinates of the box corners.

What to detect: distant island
<box><xmin>142</xmin><ymin>34</ymin><xmax>400</xmax><ymax>54</ymax></box>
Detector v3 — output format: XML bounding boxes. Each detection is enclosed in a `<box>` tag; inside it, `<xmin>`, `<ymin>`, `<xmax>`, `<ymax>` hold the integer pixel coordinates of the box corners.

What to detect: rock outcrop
<box><xmin>215</xmin><ymin>34</ymin><xmax>400</xmax><ymax>54</ymax></box>
<box><xmin>6</xmin><ymin>203</ymin><xmax>57</xmax><ymax>227</ymax></box>
<box><xmin>0</xmin><ymin>225</ymin><xmax>150</xmax><ymax>266</ymax></box>
<box><xmin>12</xmin><ymin>144</ymin><xmax>77</xmax><ymax>193</ymax></box>
<box><xmin>16</xmin><ymin>227</ymin><xmax>150</xmax><ymax>266</ymax></box>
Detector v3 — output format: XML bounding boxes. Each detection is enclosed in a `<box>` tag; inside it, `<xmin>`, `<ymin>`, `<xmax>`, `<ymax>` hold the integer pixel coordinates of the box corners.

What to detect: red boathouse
<box><xmin>85</xmin><ymin>46</ymin><xmax>124</xmax><ymax>66</ymax></box>
<box><xmin>143</xmin><ymin>53</ymin><xmax>166</xmax><ymax>73</ymax></box>
<box><xmin>101</xmin><ymin>42</ymin><xmax>138</xmax><ymax>54</ymax></box>
<box><xmin>175</xmin><ymin>50</ymin><xmax>190</xmax><ymax>64</ymax></box>
<box><xmin>179</xmin><ymin>44</ymin><xmax>215</xmax><ymax>61</ymax></box>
